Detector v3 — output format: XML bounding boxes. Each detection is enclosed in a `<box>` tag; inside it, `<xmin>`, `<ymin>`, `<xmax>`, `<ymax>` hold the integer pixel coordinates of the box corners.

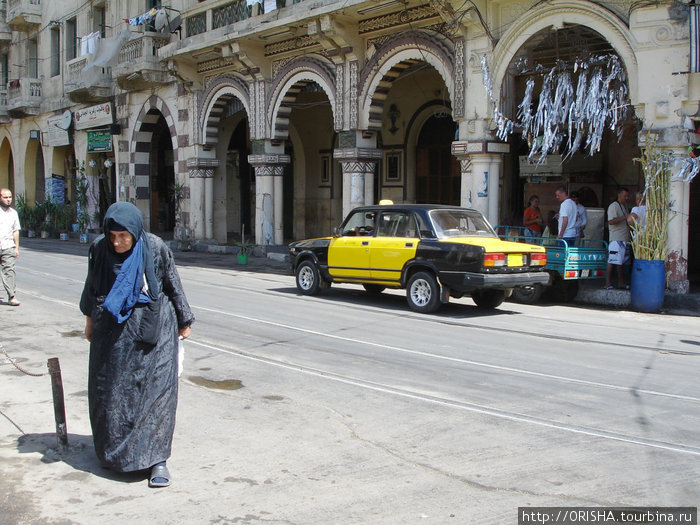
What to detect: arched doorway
<box><xmin>501</xmin><ymin>24</ymin><xmax>640</xmax><ymax>235</ymax></box>
<box><xmin>0</xmin><ymin>138</ymin><xmax>14</xmax><ymax>194</ymax></box>
<box><xmin>226</xmin><ymin>117</ymin><xmax>253</xmax><ymax>243</ymax></box>
<box><xmin>148</xmin><ymin>111</ymin><xmax>175</xmax><ymax>235</ymax></box>
<box><xmin>416</xmin><ymin>114</ymin><xmax>459</xmax><ymax>205</ymax></box>
<box><xmin>287</xmin><ymin>80</ymin><xmax>335</xmax><ymax>239</ymax></box>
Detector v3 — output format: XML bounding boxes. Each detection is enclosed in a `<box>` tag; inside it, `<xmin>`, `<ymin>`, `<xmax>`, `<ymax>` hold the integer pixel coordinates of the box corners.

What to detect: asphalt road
<box><xmin>1</xmin><ymin>240</ymin><xmax>699</xmax><ymax>524</ymax></box>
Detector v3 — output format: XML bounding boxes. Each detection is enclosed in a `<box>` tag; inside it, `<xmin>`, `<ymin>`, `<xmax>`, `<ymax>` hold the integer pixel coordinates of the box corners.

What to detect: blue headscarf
<box><xmin>101</xmin><ymin>202</ymin><xmax>158</xmax><ymax>323</ymax></box>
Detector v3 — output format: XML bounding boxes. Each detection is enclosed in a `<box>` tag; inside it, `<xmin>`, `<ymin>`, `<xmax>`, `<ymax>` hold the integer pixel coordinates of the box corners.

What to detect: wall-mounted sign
<box><xmin>46</xmin><ymin>115</ymin><xmax>72</xmax><ymax>146</ymax></box>
<box><xmin>74</xmin><ymin>103</ymin><xmax>113</xmax><ymax>130</ymax></box>
<box><xmin>87</xmin><ymin>129</ymin><xmax>113</xmax><ymax>153</ymax></box>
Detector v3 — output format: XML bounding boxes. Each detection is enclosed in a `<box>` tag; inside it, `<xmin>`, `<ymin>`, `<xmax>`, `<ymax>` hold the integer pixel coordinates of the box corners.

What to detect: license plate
<box><xmin>507</xmin><ymin>254</ymin><xmax>523</xmax><ymax>267</ymax></box>
<box><xmin>581</xmin><ymin>269</ymin><xmax>590</xmax><ymax>278</ymax></box>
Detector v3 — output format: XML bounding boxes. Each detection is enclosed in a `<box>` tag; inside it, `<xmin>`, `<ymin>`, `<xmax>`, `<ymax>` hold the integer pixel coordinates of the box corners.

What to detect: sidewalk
<box><xmin>21</xmin><ymin>235</ymin><xmax>700</xmax><ymax>316</ymax></box>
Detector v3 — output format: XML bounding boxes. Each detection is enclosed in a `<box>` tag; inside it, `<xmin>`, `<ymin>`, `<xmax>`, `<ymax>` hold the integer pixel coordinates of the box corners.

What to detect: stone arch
<box><xmin>268</xmin><ymin>56</ymin><xmax>336</xmax><ymax>140</ymax></box>
<box><xmin>359</xmin><ymin>31</ymin><xmax>455</xmax><ymax>131</ymax></box>
<box><xmin>200</xmin><ymin>74</ymin><xmax>251</xmax><ymax>150</ymax></box>
<box><xmin>491</xmin><ymin>0</ymin><xmax>638</xmax><ymax>104</ymax></box>
<box><xmin>0</xmin><ymin>133</ymin><xmax>14</xmax><ymax>190</ymax></box>
<box><xmin>131</xmin><ymin>95</ymin><xmax>178</xmax><ymax>182</ymax></box>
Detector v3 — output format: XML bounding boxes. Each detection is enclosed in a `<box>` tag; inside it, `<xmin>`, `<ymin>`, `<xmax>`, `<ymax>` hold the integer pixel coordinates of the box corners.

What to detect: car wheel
<box><xmin>406</xmin><ymin>272</ymin><xmax>440</xmax><ymax>313</ymax></box>
<box><xmin>547</xmin><ymin>275</ymin><xmax>579</xmax><ymax>303</ymax></box>
<box><xmin>511</xmin><ymin>284</ymin><xmax>544</xmax><ymax>304</ymax></box>
<box><xmin>363</xmin><ymin>284</ymin><xmax>385</xmax><ymax>294</ymax></box>
<box><xmin>296</xmin><ymin>260</ymin><xmax>321</xmax><ymax>295</ymax></box>
<box><xmin>472</xmin><ymin>290</ymin><xmax>506</xmax><ymax>309</ymax></box>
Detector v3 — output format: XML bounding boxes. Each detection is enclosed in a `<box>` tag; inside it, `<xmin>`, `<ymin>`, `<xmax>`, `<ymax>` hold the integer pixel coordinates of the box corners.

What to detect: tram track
<box><xmin>184</xmin><ymin>334</ymin><xmax>700</xmax><ymax>458</ymax></box>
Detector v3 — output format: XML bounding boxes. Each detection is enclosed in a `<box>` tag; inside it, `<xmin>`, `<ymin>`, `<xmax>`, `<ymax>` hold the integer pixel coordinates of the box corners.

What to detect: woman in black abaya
<box><xmin>80</xmin><ymin>201</ymin><xmax>194</xmax><ymax>488</ymax></box>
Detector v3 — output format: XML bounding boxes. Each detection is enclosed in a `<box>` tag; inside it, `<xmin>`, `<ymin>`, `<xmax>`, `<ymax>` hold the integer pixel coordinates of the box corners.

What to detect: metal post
<box><xmin>47</xmin><ymin>357</ymin><xmax>68</xmax><ymax>448</ymax></box>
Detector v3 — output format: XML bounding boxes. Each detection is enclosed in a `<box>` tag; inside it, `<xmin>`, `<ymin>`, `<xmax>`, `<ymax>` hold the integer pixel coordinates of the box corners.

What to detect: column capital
<box><xmin>187</xmin><ymin>157</ymin><xmax>220</xmax><ymax>178</ymax></box>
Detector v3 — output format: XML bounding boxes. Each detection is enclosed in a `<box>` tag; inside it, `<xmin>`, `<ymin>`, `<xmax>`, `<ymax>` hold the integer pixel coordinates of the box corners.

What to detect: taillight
<box><xmin>483</xmin><ymin>253</ymin><xmax>506</xmax><ymax>267</ymax></box>
<box><xmin>565</xmin><ymin>270</ymin><xmax>578</xmax><ymax>278</ymax></box>
<box><xmin>531</xmin><ymin>253</ymin><xmax>547</xmax><ymax>266</ymax></box>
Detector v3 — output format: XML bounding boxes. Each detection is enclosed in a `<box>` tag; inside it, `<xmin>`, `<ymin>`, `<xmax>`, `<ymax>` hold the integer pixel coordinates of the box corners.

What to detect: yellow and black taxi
<box><xmin>289</xmin><ymin>203</ymin><xmax>550</xmax><ymax>313</ymax></box>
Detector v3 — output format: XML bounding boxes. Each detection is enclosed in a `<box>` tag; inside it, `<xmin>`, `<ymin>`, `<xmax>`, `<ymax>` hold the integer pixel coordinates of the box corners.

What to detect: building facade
<box><xmin>0</xmin><ymin>0</ymin><xmax>697</xmax><ymax>292</ymax></box>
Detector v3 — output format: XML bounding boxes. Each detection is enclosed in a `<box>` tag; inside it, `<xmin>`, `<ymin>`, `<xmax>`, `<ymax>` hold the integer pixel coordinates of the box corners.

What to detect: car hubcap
<box><xmin>299</xmin><ymin>266</ymin><xmax>314</xmax><ymax>289</ymax></box>
<box><xmin>411</xmin><ymin>279</ymin><xmax>431</xmax><ymax>306</ymax></box>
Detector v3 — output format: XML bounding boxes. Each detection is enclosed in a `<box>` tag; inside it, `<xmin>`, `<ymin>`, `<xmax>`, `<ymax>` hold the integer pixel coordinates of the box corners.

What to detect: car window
<box><xmin>341</xmin><ymin>210</ymin><xmax>376</xmax><ymax>236</ymax></box>
<box><xmin>429</xmin><ymin>209</ymin><xmax>496</xmax><ymax>238</ymax></box>
<box><xmin>377</xmin><ymin>212</ymin><xmax>418</xmax><ymax>237</ymax></box>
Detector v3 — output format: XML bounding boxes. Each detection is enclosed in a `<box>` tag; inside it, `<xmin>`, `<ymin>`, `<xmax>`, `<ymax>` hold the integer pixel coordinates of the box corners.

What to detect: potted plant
<box><xmin>37</xmin><ymin>200</ymin><xmax>56</xmax><ymax>239</ymax></box>
<box><xmin>14</xmin><ymin>194</ymin><xmax>31</xmax><ymax>237</ymax></box>
<box><xmin>75</xmin><ymin>175</ymin><xmax>91</xmax><ymax>243</ymax></box>
<box><xmin>235</xmin><ymin>224</ymin><xmax>253</xmax><ymax>264</ymax></box>
<box><xmin>54</xmin><ymin>203</ymin><xmax>74</xmax><ymax>241</ymax></box>
<box><xmin>630</xmin><ymin>133</ymin><xmax>670</xmax><ymax>313</ymax></box>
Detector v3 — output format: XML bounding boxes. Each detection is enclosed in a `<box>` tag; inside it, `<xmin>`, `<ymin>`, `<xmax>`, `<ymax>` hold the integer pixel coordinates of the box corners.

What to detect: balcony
<box><xmin>0</xmin><ymin>88</ymin><xmax>9</xmax><ymax>122</ymax></box>
<box><xmin>113</xmin><ymin>32</ymin><xmax>172</xmax><ymax>90</ymax></box>
<box><xmin>64</xmin><ymin>55</ymin><xmax>113</xmax><ymax>103</ymax></box>
<box><xmin>7</xmin><ymin>0</ymin><xmax>41</xmax><ymax>30</ymax></box>
<box><xmin>7</xmin><ymin>78</ymin><xmax>41</xmax><ymax>117</ymax></box>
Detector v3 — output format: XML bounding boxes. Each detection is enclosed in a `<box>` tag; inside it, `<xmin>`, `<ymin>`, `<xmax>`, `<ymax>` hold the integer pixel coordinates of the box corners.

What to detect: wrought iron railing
<box><xmin>185</xmin><ymin>0</ymin><xmax>306</xmax><ymax>38</ymax></box>
<box><xmin>212</xmin><ymin>0</ymin><xmax>251</xmax><ymax>30</ymax></box>
<box><xmin>186</xmin><ymin>12</ymin><xmax>206</xmax><ymax>37</ymax></box>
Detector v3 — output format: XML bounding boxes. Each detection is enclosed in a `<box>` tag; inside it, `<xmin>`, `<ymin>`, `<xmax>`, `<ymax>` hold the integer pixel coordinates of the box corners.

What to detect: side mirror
<box><xmin>332</xmin><ymin>227</ymin><xmax>341</xmax><ymax>237</ymax></box>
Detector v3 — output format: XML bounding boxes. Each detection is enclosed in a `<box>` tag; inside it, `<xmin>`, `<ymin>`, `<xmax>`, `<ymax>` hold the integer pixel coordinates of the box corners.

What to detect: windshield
<box><xmin>429</xmin><ymin>209</ymin><xmax>496</xmax><ymax>239</ymax></box>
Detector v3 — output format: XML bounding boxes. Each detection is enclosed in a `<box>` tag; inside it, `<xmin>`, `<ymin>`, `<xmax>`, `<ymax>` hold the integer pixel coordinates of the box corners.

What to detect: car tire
<box><xmin>363</xmin><ymin>284</ymin><xmax>385</xmax><ymax>294</ymax></box>
<box><xmin>296</xmin><ymin>260</ymin><xmax>321</xmax><ymax>295</ymax></box>
<box><xmin>511</xmin><ymin>284</ymin><xmax>544</xmax><ymax>304</ymax></box>
<box><xmin>548</xmin><ymin>274</ymin><xmax>579</xmax><ymax>303</ymax></box>
<box><xmin>472</xmin><ymin>289</ymin><xmax>506</xmax><ymax>309</ymax></box>
<box><xmin>406</xmin><ymin>272</ymin><xmax>440</xmax><ymax>313</ymax></box>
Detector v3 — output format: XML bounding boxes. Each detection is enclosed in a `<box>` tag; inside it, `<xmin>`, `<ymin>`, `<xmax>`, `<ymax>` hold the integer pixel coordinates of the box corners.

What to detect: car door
<box><xmin>327</xmin><ymin>209</ymin><xmax>375</xmax><ymax>281</ymax></box>
<box><xmin>370</xmin><ymin>211</ymin><xmax>420</xmax><ymax>283</ymax></box>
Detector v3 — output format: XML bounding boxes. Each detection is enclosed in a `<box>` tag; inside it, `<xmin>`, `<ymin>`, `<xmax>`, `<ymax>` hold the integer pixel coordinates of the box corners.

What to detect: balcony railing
<box><xmin>184</xmin><ymin>0</ymin><xmax>304</xmax><ymax>38</ymax></box>
<box><xmin>7</xmin><ymin>0</ymin><xmax>41</xmax><ymax>28</ymax></box>
<box><xmin>113</xmin><ymin>32</ymin><xmax>171</xmax><ymax>89</ymax></box>
<box><xmin>7</xmin><ymin>77</ymin><xmax>41</xmax><ymax>116</ymax></box>
<box><xmin>0</xmin><ymin>88</ymin><xmax>8</xmax><ymax>120</ymax></box>
<box><xmin>65</xmin><ymin>54</ymin><xmax>112</xmax><ymax>103</ymax></box>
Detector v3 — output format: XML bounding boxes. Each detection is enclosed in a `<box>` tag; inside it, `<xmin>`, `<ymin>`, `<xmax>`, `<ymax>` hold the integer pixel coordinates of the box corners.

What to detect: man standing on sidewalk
<box><xmin>554</xmin><ymin>186</ymin><xmax>579</xmax><ymax>246</ymax></box>
<box><xmin>0</xmin><ymin>188</ymin><xmax>20</xmax><ymax>306</ymax></box>
<box><xmin>604</xmin><ymin>187</ymin><xmax>631</xmax><ymax>290</ymax></box>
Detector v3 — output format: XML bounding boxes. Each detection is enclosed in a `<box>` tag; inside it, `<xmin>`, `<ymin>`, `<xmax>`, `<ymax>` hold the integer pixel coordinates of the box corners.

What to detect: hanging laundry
<box><xmin>246</xmin><ymin>0</ymin><xmax>260</xmax><ymax>6</ymax></box>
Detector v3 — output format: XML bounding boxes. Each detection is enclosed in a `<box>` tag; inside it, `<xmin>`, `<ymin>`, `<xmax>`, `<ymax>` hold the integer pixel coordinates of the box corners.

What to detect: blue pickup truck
<box><xmin>495</xmin><ymin>226</ymin><xmax>608</xmax><ymax>303</ymax></box>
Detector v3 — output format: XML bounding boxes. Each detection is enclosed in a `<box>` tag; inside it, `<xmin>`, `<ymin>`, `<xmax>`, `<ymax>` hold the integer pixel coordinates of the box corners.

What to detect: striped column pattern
<box><xmin>130</xmin><ymin>96</ymin><xmax>178</xmax><ymax>202</ymax></box>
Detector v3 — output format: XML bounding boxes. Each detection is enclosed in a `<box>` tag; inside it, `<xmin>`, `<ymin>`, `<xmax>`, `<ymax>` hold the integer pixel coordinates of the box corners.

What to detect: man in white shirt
<box><xmin>0</xmin><ymin>188</ymin><xmax>20</xmax><ymax>306</ymax></box>
<box><xmin>605</xmin><ymin>187</ymin><xmax>631</xmax><ymax>290</ymax></box>
<box><xmin>554</xmin><ymin>186</ymin><xmax>578</xmax><ymax>246</ymax></box>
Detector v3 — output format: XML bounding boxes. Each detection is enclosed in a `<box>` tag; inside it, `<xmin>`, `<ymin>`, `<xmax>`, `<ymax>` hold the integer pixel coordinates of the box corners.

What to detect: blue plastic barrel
<box><xmin>630</xmin><ymin>259</ymin><xmax>665</xmax><ymax>313</ymax></box>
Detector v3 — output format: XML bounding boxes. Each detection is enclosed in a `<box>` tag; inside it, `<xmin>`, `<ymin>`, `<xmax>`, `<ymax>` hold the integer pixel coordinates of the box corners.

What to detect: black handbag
<box><xmin>135</xmin><ymin>299</ymin><xmax>160</xmax><ymax>345</ymax></box>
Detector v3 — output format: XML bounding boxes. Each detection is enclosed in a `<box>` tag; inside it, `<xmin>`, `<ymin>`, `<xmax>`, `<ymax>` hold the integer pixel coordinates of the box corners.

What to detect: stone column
<box><xmin>248</xmin><ymin>144</ymin><xmax>290</xmax><ymax>245</ymax></box>
<box><xmin>452</xmin><ymin>141</ymin><xmax>509</xmax><ymax>222</ymax></box>
<box><xmin>187</xmin><ymin>157</ymin><xmax>219</xmax><ymax>241</ymax></box>
<box><xmin>668</xmin><ymin>163</ymin><xmax>690</xmax><ymax>293</ymax></box>
<box><xmin>333</xmin><ymin>131</ymin><xmax>380</xmax><ymax>217</ymax></box>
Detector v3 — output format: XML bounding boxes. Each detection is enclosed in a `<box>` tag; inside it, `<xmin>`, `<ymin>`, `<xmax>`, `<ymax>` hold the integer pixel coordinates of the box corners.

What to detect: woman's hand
<box><xmin>178</xmin><ymin>325</ymin><xmax>191</xmax><ymax>340</ymax></box>
<box><xmin>85</xmin><ymin>317</ymin><xmax>93</xmax><ymax>342</ymax></box>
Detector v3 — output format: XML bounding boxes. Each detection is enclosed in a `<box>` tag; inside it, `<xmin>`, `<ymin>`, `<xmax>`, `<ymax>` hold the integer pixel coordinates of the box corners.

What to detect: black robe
<box><xmin>80</xmin><ymin>233</ymin><xmax>194</xmax><ymax>472</ymax></box>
